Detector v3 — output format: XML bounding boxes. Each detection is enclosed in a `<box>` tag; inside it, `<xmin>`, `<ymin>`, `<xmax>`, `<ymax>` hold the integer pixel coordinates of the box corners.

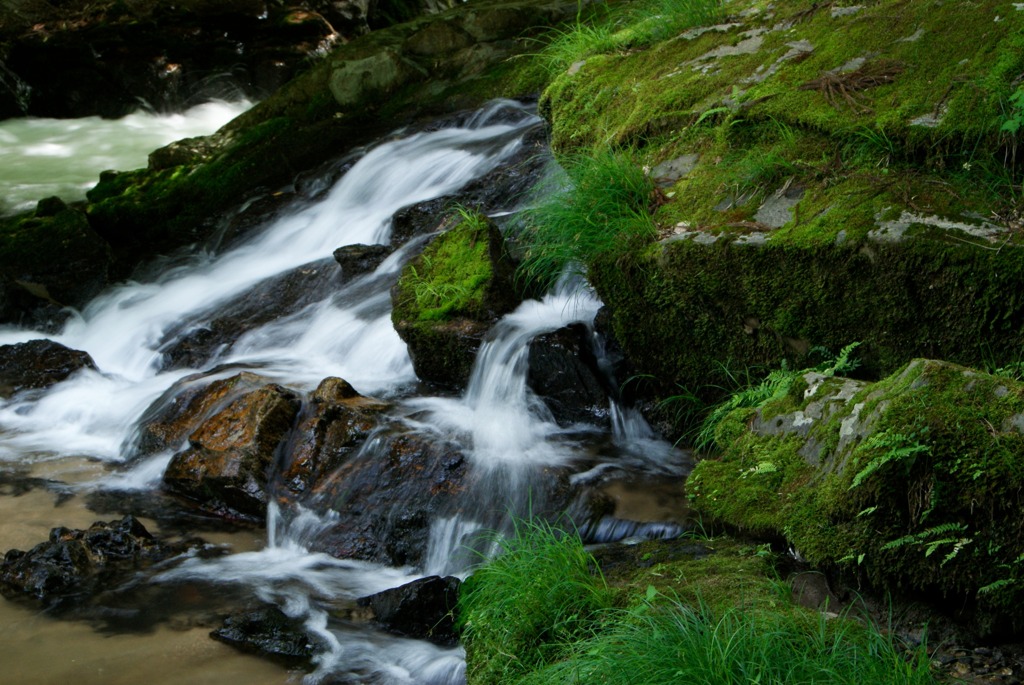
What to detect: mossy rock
<box><xmin>0</xmin><ymin>199</ymin><xmax>112</xmax><ymax>312</ymax></box>
<box><xmin>532</xmin><ymin>0</ymin><xmax>1024</xmax><ymax>424</ymax></box>
<box><xmin>391</xmin><ymin>211</ymin><xmax>520</xmax><ymax>387</ymax></box>
<box><xmin>687</xmin><ymin>359</ymin><xmax>1024</xmax><ymax>635</ymax></box>
<box><xmin>589</xmin><ymin>211</ymin><xmax>1024</xmax><ymax>419</ymax></box>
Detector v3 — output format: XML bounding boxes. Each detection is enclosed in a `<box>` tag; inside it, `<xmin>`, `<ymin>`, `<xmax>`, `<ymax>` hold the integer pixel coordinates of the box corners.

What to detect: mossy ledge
<box><xmin>533</xmin><ymin>0</ymin><xmax>1024</xmax><ymax>423</ymax></box>
<box><xmin>687</xmin><ymin>359</ymin><xmax>1024</xmax><ymax>636</ymax></box>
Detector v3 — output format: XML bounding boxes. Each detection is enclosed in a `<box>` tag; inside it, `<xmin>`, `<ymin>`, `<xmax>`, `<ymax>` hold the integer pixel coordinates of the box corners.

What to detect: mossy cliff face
<box><xmin>76</xmin><ymin>0</ymin><xmax>580</xmax><ymax>279</ymax></box>
<box><xmin>537</xmin><ymin>0</ymin><xmax>1024</xmax><ymax>411</ymax></box>
<box><xmin>687</xmin><ymin>359</ymin><xmax>1024</xmax><ymax>634</ymax></box>
<box><xmin>391</xmin><ymin>211</ymin><xmax>521</xmax><ymax>387</ymax></box>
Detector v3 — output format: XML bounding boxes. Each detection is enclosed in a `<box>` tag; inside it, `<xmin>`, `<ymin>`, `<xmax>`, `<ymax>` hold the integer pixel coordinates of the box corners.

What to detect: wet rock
<box><xmin>158</xmin><ymin>259</ymin><xmax>343</xmax><ymax>370</ymax></box>
<box><xmin>311</xmin><ymin>432</ymin><xmax>468</xmax><ymax>566</ymax></box>
<box><xmin>356</xmin><ymin>575</ymin><xmax>461</xmax><ymax>646</ymax></box>
<box><xmin>333</xmin><ymin>244</ymin><xmax>393</xmax><ymax>278</ymax></box>
<box><xmin>527</xmin><ymin>323</ymin><xmax>612</xmax><ymax>426</ymax></box>
<box><xmin>0</xmin><ymin>339</ymin><xmax>97</xmax><ymax>397</ymax></box>
<box><xmin>132</xmin><ymin>372</ymin><xmax>273</xmax><ymax>457</ymax></box>
<box><xmin>162</xmin><ymin>383</ymin><xmax>302</xmax><ymax>521</ymax></box>
<box><xmin>212</xmin><ymin>605</ymin><xmax>321</xmax><ymax>668</ymax></box>
<box><xmin>389</xmin><ymin>122</ymin><xmax>550</xmax><ymax>248</ymax></box>
<box><xmin>279</xmin><ymin>377</ymin><xmax>390</xmax><ymax>495</ymax></box>
<box><xmin>0</xmin><ymin>515</ymin><xmax>200</xmax><ymax>612</ymax></box>
<box><xmin>391</xmin><ymin>212</ymin><xmax>521</xmax><ymax>389</ymax></box>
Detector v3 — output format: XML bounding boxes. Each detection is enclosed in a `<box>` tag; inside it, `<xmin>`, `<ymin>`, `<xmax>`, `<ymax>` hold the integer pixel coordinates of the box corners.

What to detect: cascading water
<box><xmin>0</xmin><ymin>99</ymin><xmax>690</xmax><ymax>684</ymax></box>
<box><xmin>0</xmin><ymin>100</ymin><xmax>253</xmax><ymax>216</ymax></box>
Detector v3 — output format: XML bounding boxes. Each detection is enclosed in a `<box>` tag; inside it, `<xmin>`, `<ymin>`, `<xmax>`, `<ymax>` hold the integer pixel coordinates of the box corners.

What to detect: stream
<box><xmin>0</xmin><ymin>99</ymin><xmax>690</xmax><ymax>684</ymax></box>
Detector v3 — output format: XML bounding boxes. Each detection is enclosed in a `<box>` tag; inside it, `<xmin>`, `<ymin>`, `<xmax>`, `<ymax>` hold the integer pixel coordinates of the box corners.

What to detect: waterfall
<box><xmin>0</xmin><ymin>99</ymin><xmax>689</xmax><ymax>685</ymax></box>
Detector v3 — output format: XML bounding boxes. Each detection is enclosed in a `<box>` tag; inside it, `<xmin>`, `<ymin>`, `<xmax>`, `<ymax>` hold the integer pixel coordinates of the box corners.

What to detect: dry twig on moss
<box><xmin>799</xmin><ymin>60</ymin><xmax>905</xmax><ymax>114</ymax></box>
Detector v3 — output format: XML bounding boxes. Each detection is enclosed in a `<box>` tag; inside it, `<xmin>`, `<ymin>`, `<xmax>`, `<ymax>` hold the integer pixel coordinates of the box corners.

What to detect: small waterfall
<box><xmin>0</xmin><ymin>99</ymin><xmax>690</xmax><ymax>685</ymax></box>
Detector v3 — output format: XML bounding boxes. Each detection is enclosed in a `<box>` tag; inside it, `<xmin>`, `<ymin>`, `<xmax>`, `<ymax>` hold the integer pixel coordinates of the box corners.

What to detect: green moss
<box><xmin>0</xmin><ymin>204</ymin><xmax>112</xmax><ymax>306</ymax></box>
<box><xmin>396</xmin><ymin>213</ymin><xmax>495</xmax><ymax>322</ymax></box>
<box><xmin>688</xmin><ymin>360</ymin><xmax>1024</xmax><ymax>633</ymax></box>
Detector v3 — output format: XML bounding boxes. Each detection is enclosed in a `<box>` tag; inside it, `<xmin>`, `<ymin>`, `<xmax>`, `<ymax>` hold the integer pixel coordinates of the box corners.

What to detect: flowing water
<box><xmin>0</xmin><ymin>100</ymin><xmax>253</xmax><ymax>216</ymax></box>
<box><xmin>0</xmin><ymin>100</ymin><xmax>690</xmax><ymax>683</ymax></box>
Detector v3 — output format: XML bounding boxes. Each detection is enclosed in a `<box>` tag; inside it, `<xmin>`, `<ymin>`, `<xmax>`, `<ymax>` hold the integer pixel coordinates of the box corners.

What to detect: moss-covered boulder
<box><xmin>0</xmin><ymin>198</ymin><xmax>112</xmax><ymax>314</ymax></box>
<box><xmin>534</xmin><ymin>0</ymin><xmax>1024</xmax><ymax>417</ymax></box>
<box><xmin>687</xmin><ymin>359</ymin><xmax>1024</xmax><ymax>635</ymax></box>
<box><xmin>391</xmin><ymin>211</ymin><xmax>520</xmax><ymax>387</ymax></box>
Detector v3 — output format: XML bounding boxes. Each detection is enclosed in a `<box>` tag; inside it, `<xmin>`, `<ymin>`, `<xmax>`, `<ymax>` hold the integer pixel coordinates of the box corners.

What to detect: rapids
<box><xmin>0</xmin><ymin>100</ymin><xmax>689</xmax><ymax>684</ymax></box>
<box><xmin>0</xmin><ymin>100</ymin><xmax>253</xmax><ymax>216</ymax></box>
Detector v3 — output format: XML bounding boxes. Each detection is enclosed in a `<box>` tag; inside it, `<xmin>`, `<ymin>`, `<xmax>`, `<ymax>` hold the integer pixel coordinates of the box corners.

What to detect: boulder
<box><xmin>527</xmin><ymin>323</ymin><xmax>611</xmax><ymax>426</ymax></box>
<box><xmin>0</xmin><ymin>515</ymin><xmax>200</xmax><ymax>612</ymax></box>
<box><xmin>688</xmin><ymin>359</ymin><xmax>1024</xmax><ymax>635</ymax></box>
<box><xmin>278</xmin><ymin>376</ymin><xmax>390</xmax><ymax>495</ymax></box>
<box><xmin>356</xmin><ymin>575</ymin><xmax>461</xmax><ymax>645</ymax></box>
<box><xmin>0</xmin><ymin>339</ymin><xmax>97</xmax><ymax>396</ymax></box>
<box><xmin>391</xmin><ymin>211</ymin><xmax>521</xmax><ymax>388</ymax></box>
<box><xmin>131</xmin><ymin>372</ymin><xmax>273</xmax><ymax>457</ymax></box>
<box><xmin>211</xmin><ymin>605</ymin><xmax>321</xmax><ymax>668</ymax></box>
<box><xmin>162</xmin><ymin>382</ymin><xmax>302</xmax><ymax>520</ymax></box>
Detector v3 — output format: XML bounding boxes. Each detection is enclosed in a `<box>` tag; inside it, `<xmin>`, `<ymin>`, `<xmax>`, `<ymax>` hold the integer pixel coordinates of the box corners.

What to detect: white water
<box><xmin>0</xmin><ymin>99</ymin><xmax>689</xmax><ymax>684</ymax></box>
<box><xmin>0</xmin><ymin>100</ymin><xmax>253</xmax><ymax>215</ymax></box>
<box><xmin>0</xmin><ymin>102</ymin><xmax>535</xmax><ymax>464</ymax></box>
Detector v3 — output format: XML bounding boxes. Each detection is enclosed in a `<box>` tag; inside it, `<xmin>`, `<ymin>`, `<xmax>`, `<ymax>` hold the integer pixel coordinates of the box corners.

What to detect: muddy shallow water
<box><xmin>0</xmin><ymin>460</ymin><xmax>296</xmax><ymax>685</ymax></box>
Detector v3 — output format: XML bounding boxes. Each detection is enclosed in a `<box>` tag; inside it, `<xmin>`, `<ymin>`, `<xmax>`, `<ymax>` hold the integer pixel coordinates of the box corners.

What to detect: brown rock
<box><xmin>279</xmin><ymin>377</ymin><xmax>390</xmax><ymax>495</ymax></box>
<box><xmin>162</xmin><ymin>382</ymin><xmax>301</xmax><ymax>520</ymax></box>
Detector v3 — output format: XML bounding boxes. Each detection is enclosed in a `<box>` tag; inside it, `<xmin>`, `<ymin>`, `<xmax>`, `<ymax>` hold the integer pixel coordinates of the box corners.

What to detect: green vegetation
<box><xmin>401</xmin><ymin>207</ymin><xmax>496</xmax><ymax>322</ymax></box>
<box><xmin>514</xmin><ymin>150</ymin><xmax>656</xmax><ymax>290</ymax></box>
<box><xmin>689</xmin><ymin>343</ymin><xmax>861</xmax><ymax>451</ymax></box>
<box><xmin>687</xmin><ymin>359</ymin><xmax>1024</xmax><ymax>633</ymax></box>
<box><xmin>460</xmin><ymin>520</ymin><xmax>935</xmax><ymax>684</ymax></box>
<box><xmin>521</xmin><ymin>597</ymin><xmax>932</xmax><ymax>685</ymax></box>
<box><xmin>459</xmin><ymin>518</ymin><xmax>615</xmax><ymax>684</ymax></box>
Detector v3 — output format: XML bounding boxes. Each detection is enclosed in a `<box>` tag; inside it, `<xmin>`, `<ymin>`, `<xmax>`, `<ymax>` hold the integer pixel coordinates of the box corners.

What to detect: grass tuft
<box><xmin>458</xmin><ymin>518</ymin><xmax>614</xmax><ymax>684</ymax></box>
<box><xmin>514</xmin><ymin>150</ymin><xmax>657</xmax><ymax>291</ymax></box>
<box><xmin>521</xmin><ymin>593</ymin><xmax>935</xmax><ymax>685</ymax></box>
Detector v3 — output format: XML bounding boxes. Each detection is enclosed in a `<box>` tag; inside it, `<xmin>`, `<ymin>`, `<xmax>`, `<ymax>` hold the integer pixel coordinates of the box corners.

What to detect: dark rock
<box><xmin>0</xmin><ymin>515</ymin><xmax>199</xmax><ymax>612</ymax></box>
<box><xmin>0</xmin><ymin>339</ymin><xmax>97</xmax><ymax>397</ymax></box>
<box><xmin>211</xmin><ymin>605</ymin><xmax>321</xmax><ymax>668</ymax></box>
<box><xmin>333</xmin><ymin>244</ymin><xmax>393</xmax><ymax>279</ymax></box>
<box><xmin>527</xmin><ymin>323</ymin><xmax>612</xmax><ymax>426</ymax></box>
<box><xmin>310</xmin><ymin>431</ymin><xmax>468</xmax><ymax>566</ymax></box>
<box><xmin>162</xmin><ymin>382</ymin><xmax>302</xmax><ymax>521</ymax></box>
<box><xmin>357</xmin><ymin>575</ymin><xmax>461</xmax><ymax>646</ymax></box>
<box><xmin>158</xmin><ymin>258</ymin><xmax>343</xmax><ymax>370</ymax></box>
<box><xmin>0</xmin><ymin>1</ymin><xmax>345</xmax><ymax>119</ymax></box>
<box><xmin>279</xmin><ymin>377</ymin><xmax>390</xmax><ymax>495</ymax></box>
